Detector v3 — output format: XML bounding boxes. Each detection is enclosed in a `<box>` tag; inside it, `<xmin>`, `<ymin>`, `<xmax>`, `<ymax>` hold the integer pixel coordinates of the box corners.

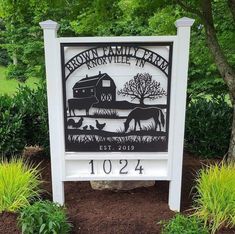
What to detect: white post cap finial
<box><xmin>39</xmin><ymin>20</ymin><xmax>60</xmax><ymax>30</ymax></box>
<box><xmin>175</xmin><ymin>17</ymin><xmax>195</xmax><ymax>28</ymax></box>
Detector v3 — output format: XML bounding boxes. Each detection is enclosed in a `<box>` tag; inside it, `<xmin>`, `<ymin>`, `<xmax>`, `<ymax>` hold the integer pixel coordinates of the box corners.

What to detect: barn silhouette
<box><xmin>73</xmin><ymin>71</ymin><xmax>116</xmax><ymax>103</ymax></box>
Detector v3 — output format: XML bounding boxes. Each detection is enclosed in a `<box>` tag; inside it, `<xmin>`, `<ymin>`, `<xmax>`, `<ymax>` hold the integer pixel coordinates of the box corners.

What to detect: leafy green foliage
<box><xmin>0</xmin><ymin>158</ymin><xmax>41</xmax><ymax>212</ymax></box>
<box><xmin>14</xmin><ymin>84</ymin><xmax>49</xmax><ymax>152</ymax></box>
<box><xmin>0</xmin><ymin>49</ymin><xmax>9</xmax><ymax>66</ymax></box>
<box><xmin>0</xmin><ymin>0</ymin><xmax>77</xmax><ymax>81</ymax></box>
<box><xmin>185</xmin><ymin>97</ymin><xmax>232</xmax><ymax>158</ymax></box>
<box><xmin>194</xmin><ymin>163</ymin><xmax>235</xmax><ymax>233</ymax></box>
<box><xmin>0</xmin><ymin>19</ymin><xmax>10</xmax><ymax>66</ymax></box>
<box><xmin>147</xmin><ymin>5</ymin><xmax>181</xmax><ymax>35</ymax></box>
<box><xmin>187</xmin><ymin>13</ymin><xmax>231</xmax><ymax>99</ymax></box>
<box><xmin>161</xmin><ymin>214</ymin><xmax>209</xmax><ymax>234</ymax></box>
<box><xmin>6</xmin><ymin>64</ymin><xmax>27</xmax><ymax>82</ymax></box>
<box><xmin>187</xmin><ymin>76</ymin><xmax>228</xmax><ymax>101</ymax></box>
<box><xmin>18</xmin><ymin>200</ymin><xmax>72</xmax><ymax>234</ymax></box>
<box><xmin>212</xmin><ymin>0</ymin><xmax>235</xmax><ymax>65</ymax></box>
<box><xmin>0</xmin><ymin>82</ymin><xmax>49</xmax><ymax>156</ymax></box>
<box><xmin>0</xmin><ymin>95</ymin><xmax>25</xmax><ymax>155</ymax></box>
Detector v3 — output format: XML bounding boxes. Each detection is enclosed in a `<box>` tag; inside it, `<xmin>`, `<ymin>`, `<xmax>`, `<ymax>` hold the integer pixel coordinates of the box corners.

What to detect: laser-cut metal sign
<box><xmin>40</xmin><ymin>17</ymin><xmax>194</xmax><ymax>212</ymax></box>
<box><xmin>61</xmin><ymin>43</ymin><xmax>172</xmax><ymax>152</ymax></box>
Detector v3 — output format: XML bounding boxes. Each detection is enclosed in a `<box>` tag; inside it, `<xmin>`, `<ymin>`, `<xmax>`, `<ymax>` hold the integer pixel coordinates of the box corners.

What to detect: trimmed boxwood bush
<box><xmin>14</xmin><ymin>84</ymin><xmax>49</xmax><ymax>152</ymax></box>
<box><xmin>185</xmin><ymin>96</ymin><xmax>232</xmax><ymax>158</ymax></box>
<box><xmin>0</xmin><ymin>95</ymin><xmax>25</xmax><ymax>155</ymax></box>
<box><xmin>18</xmin><ymin>200</ymin><xmax>72</xmax><ymax>234</ymax></box>
<box><xmin>0</xmin><ymin>82</ymin><xmax>49</xmax><ymax>156</ymax></box>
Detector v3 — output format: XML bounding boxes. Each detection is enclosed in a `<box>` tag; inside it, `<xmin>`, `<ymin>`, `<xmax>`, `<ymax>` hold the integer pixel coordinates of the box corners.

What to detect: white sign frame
<box><xmin>40</xmin><ymin>17</ymin><xmax>194</xmax><ymax>212</ymax></box>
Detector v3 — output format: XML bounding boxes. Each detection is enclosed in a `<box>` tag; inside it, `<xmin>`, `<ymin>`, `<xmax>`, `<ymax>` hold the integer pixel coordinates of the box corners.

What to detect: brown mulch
<box><xmin>0</xmin><ymin>151</ymin><xmax>234</xmax><ymax>234</ymax></box>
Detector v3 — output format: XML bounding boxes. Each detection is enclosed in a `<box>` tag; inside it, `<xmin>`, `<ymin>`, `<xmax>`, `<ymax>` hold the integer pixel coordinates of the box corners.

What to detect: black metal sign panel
<box><xmin>61</xmin><ymin>42</ymin><xmax>172</xmax><ymax>152</ymax></box>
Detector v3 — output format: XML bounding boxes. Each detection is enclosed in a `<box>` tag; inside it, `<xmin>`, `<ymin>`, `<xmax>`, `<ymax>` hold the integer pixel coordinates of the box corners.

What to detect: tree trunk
<box><xmin>139</xmin><ymin>97</ymin><xmax>144</xmax><ymax>106</ymax></box>
<box><xmin>177</xmin><ymin>0</ymin><xmax>235</xmax><ymax>160</ymax></box>
<box><xmin>12</xmin><ymin>52</ymin><xmax>17</xmax><ymax>65</ymax></box>
<box><xmin>201</xmin><ymin>0</ymin><xmax>235</xmax><ymax>161</ymax></box>
<box><xmin>204</xmin><ymin>23</ymin><xmax>235</xmax><ymax>100</ymax></box>
<box><xmin>205</xmin><ymin>31</ymin><xmax>235</xmax><ymax>161</ymax></box>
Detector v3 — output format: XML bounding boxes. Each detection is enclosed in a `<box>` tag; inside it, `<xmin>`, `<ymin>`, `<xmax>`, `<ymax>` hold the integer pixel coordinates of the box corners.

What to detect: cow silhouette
<box><xmin>68</xmin><ymin>96</ymin><xmax>98</xmax><ymax>116</ymax></box>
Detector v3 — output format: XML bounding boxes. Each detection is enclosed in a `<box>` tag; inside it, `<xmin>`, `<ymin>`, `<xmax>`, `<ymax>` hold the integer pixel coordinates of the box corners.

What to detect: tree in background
<box><xmin>171</xmin><ymin>0</ymin><xmax>235</xmax><ymax>160</ymax></box>
<box><xmin>0</xmin><ymin>0</ymin><xmax>79</xmax><ymax>81</ymax></box>
<box><xmin>118</xmin><ymin>73</ymin><xmax>166</xmax><ymax>105</ymax></box>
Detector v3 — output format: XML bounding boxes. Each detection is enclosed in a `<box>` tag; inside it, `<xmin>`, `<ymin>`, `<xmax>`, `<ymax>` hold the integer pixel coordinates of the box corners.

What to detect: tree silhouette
<box><xmin>118</xmin><ymin>73</ymin><xmax>166</xmax><ymax>105</ymax></box>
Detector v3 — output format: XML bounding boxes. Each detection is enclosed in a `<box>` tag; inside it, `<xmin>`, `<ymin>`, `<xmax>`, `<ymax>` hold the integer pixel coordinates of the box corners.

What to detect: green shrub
<box><xmin>193</xmin><ymin>162</ymin><xmax>235</xmax><ymax>233</ymax></box>
<box><xmin>185</xmin><ymin>96</ymin><xmax>232</xmax><ymax>158</ymax></box>
<box><xmin>0</xmin><ymin>82</ymin><xmax>49</xmax><ymax>156</ymax></box>
<box><xmin>0</xmin><ymin>95</ymin><xmax>25</xmax><ymax>155</ymax></box>
<box><xmin>15</xmin><ymin>84</ymin><xmax>49</xmax><ymax>152</ymax></box>
<box><xmin>18</xmin><ymin>200</ymin><xmax>72</xmax><ymax>234</ymax></box>
<box><xmin>0</xmin><ymin>158</ymin><xmax>41</xmax><ymax>212</ymax></box>
<box><xmin>161</xmin><ymin>214</ymin><xmax>209</xmax><ymax>234</ymax></box>
<box><xmin>0</xmin><ymin>49</ymin><xmax>10</xmax><ymax>66</ymax></box>
<box><xmin>6</xmin><ymin>64</ymin><xmax>27</xmax><ymax>82</ymax></box>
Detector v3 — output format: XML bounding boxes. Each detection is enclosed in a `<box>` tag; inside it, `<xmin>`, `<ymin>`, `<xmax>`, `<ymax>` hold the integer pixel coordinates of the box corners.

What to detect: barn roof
<box><xmin>73</xmin><ymin>73</ymin><xmax>114</xmax><ymax>89</ymax></box>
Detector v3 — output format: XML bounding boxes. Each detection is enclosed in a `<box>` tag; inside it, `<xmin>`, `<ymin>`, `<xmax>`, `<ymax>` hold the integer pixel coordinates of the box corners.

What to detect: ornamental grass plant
<box><xmin>193</xmin><ymin>162</ymin><xmax>235</xmax><ymax>233</ymax></box>
<box><xmin>0</xmin><ymin>158</ymin><xmax>41</xmax><ymax>212</ymax></box>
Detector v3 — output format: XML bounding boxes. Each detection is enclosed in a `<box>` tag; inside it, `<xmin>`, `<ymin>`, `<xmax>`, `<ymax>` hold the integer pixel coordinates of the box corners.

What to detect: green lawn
<box><xmin>0</xmin><ymin>66</ymin><xmax>40</xmax><ymax>96</ymax></box>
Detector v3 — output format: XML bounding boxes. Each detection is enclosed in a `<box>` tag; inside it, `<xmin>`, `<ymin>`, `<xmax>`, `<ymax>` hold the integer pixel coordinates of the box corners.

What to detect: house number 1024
<box><xmin>89</xmin><ymin>160</ymin><xmax>144</xmax><ymax>175</ymax></box>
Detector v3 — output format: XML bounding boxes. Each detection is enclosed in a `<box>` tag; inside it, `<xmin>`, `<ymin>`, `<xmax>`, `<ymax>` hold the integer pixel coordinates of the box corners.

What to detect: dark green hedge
<box><xmin>185</xmin><ymin>96</ymin><xmax>232</xmax><ymax>158</ymax></box>
<box><xmin>0</xmin><ymin>49</ymin><xmax>10</xmax><ymax>66</ymax></box>
<box><xmin>0</xmin><ymin>83</ymin><xmax>49</xmax><ymax>156</ymax></box>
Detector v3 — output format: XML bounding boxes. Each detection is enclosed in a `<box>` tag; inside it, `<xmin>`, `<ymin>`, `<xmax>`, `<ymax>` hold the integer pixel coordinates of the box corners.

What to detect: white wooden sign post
<box><xmin>40</xmin><ymin>17</ymin><xmax>194</xmax><ymax>212</ymax></box>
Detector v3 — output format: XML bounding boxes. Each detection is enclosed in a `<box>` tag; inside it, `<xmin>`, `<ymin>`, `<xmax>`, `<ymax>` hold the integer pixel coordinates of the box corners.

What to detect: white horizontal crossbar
<box><xmin>58</xmin><ymin>36</ymin><xmax>176</xmax><ymax>44</ymax></box>
<box><xmin>64</xmin><ymin>175</ymin><xmax>170</xmax><ymax>181</ymax></box>
<box><xmin>65</xmin><ymin>152</ymin><xmax>169</xmax><ymax>160</ymax></box>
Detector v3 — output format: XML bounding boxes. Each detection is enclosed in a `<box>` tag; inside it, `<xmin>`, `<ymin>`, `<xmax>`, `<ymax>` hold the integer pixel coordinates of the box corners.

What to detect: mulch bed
<box><xmin>0</xmin><ymin>151</ymin><xmax>234</xmax><ymax>234</ymax></box>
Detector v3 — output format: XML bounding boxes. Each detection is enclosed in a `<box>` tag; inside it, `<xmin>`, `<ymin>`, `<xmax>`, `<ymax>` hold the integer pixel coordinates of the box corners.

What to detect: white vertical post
<box><xmin>40</xmin><ymin>20</ymin><xmax>65</xmax><ymax>204</ymax></box>
<box><xmin>168</xmin><ymin>17</ymin><xmax>194</xmax><ymax>211</ymax></box>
